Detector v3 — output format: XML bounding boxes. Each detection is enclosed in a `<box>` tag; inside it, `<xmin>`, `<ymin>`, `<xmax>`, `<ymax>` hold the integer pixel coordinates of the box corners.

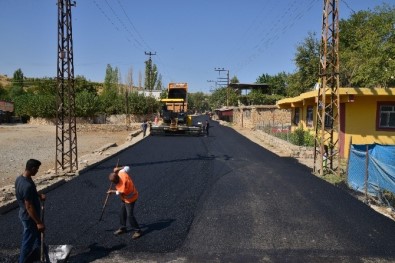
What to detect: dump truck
<box><xmin>150</xmin><ymin>82</ymin><xmax>203</xmax><ymax>135</ymax></box>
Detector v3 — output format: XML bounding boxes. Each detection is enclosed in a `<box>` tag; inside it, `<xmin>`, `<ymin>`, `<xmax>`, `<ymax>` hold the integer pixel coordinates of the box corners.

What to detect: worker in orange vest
<box><xmin>107</xmin><ymin>166</ymin><xmax>142</xmax><ymax>239</ymax></box>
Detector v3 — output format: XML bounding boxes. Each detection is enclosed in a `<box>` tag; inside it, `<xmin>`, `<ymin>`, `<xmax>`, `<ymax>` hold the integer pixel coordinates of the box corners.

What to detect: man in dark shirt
<box><xmin>141</xmin><ymin>120</ymin><xmax>148</xmax><ymax>137</ymax></box>
<box><xmin>205</xmin><ymin>120</ymin><xmax>210</xmax><ymax>137</ymax></box>
<box><xmin>15</xmin><ymin>159</ymin><xmax>45</xmax><ymax>263</ymax></box>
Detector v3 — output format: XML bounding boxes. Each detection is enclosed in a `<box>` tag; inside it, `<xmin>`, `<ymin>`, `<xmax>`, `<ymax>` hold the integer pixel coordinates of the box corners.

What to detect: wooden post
<box><xmin>364</xmin><ymin>144</ymin><xmax>370</xmax><ymax>203</ymax></box>
<box><xmin>345</xmin><ymin>136</ymin><xmax>352</xmax><ymax>183</ymax></box>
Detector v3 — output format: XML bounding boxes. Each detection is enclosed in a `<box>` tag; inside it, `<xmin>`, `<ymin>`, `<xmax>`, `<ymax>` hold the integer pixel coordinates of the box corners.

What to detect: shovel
<box><xmin>40</xmin><ymin>200</ymin><xmax>73</xmax><ymax>263</ymax></box>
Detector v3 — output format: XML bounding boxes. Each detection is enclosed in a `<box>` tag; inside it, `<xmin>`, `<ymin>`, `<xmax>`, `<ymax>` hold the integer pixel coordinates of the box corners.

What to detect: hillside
<box><xmin>0</xmin><ymin>75</ymin><xmax>10</xmax><ymax>87</ymax></box>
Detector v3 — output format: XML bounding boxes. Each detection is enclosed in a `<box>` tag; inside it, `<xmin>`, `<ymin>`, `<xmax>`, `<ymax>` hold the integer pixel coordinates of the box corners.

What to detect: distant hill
<box><xmin>0</xmin><ymin>75</ymin><xmax>10</xmax><ymax>87</ymax></box>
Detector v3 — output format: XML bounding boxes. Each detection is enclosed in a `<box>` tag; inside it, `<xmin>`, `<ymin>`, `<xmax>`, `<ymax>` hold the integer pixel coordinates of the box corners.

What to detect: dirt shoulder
<box><xmin>0</xmin><ymin>124</ymin><xmax>139</xmax><ymax>189</ymax></box>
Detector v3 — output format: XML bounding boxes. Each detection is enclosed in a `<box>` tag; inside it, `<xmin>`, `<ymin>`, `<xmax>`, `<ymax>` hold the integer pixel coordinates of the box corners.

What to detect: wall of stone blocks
<box><xmin>232</xmin><ymin>107</ymin><xmax>291</xmax><ymax>130</ymax></box>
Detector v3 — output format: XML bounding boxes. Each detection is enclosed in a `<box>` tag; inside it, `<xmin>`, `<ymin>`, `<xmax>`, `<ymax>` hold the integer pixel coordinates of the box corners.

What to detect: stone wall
<box><xmin>253</xmin><ymin>130</ymin><xmax>314</xmax><ymax>159</ymax></box>
<box><xmin>229</xmin><ymin>106</ymin><xmax>314</xmax><ymax>160</ymax></box>
<box><xmin>232</xmin><ymin>106</ymin><xmax>291</xmax><ymax>129</ymax></box>
<box><xmin>29</xmin><ymin>114</ymin><xmax>150</xmax><ymax>126</ymax></box>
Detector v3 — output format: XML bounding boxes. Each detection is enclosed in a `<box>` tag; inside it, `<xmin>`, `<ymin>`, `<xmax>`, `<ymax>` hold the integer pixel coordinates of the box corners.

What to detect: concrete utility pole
<box><xmin>56</xmin><ymin>0</ymin><xmax>78</xmax><ymax>174</ymax></box>
<box><xmin>145</xmin><ymin>51</ymin><xmax>156</xmax><ymax>91</ymax></box>
<box><xmin>314</xmin><ymin>0</ymin><xmax>340</xmax><ymax>176</ymax></box>
<box><xmin>214</xmin><ymin>68</ymin><xmax>230</xmax><ymax>106</ymax></box>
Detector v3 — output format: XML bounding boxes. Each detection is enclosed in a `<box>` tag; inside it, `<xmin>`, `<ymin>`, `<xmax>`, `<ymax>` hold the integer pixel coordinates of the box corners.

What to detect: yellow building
<box><xmin>277</xmin><ymin>87</ymin><xmax>395</xmax><ymax>159</ymax></box>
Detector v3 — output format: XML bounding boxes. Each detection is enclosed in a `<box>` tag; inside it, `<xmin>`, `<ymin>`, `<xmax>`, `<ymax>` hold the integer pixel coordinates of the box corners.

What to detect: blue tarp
<box><xmin>348</xmin><ymin>144</ymin><xmax>395</xmax><ymax>196</ymax></box>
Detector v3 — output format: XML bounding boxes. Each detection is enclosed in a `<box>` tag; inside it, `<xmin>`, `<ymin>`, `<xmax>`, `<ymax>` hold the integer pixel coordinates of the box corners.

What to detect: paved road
<box><xmin>1</xmin><ymin>116</ymin><xmax>395</xmax><ymax>262</ymax></box>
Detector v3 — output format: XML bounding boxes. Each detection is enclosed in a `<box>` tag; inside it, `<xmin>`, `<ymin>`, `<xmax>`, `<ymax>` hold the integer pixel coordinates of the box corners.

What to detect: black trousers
<box><xmin>120</xmin><ymin>201</ymin><xmax>140</xmax><ymax>231</ymax></box>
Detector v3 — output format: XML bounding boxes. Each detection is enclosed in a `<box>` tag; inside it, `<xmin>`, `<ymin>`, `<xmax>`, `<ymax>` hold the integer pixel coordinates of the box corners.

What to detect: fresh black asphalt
<box><xmin>1</xmin><ymin>116</ymin><xmax>395</xmax><ymax>262</ymax></box>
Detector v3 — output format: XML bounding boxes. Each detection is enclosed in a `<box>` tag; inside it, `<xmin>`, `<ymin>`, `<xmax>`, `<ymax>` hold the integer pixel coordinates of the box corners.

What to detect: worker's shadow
<box><xmin>67</xmin><ymin>243</ymin><xmax>126</xmax><ymax>262</ymax></box>
<box><xmin>140</xmin><ymin>218</ymin><xmax>175</xmax><ymax>236</ymax></box>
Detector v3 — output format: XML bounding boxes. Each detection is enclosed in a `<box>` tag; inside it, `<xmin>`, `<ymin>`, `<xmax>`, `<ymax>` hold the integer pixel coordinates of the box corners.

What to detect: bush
<box><xmin>275</xmin><ymin>128</ymin><xmax>315</xmax><ymax>147</ymax></box>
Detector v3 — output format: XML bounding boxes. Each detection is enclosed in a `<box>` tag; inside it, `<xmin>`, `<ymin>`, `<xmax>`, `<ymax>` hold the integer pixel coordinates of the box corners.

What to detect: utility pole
<box><xmin>214</xmin><ymin>68</ymin><xmax>230</xmax><ymax>106</ymax></box>
<box><xmin>145</xmin><ymin>51</ymin><xmax>156</xmax><ymax>91</ymax></box>
<box><xmin>207</xmin><ymin>80</ymin><xmax>217</xmax><ymax>92</ymax></box>
<box><xmin>313</xmin><ymin>0</ymin><xmax>340</xmax><ymax>176</ymax></box>
<box><xmin>56</xmin><ymin>0</ymin><xmax>77</xmax><ymax>174</ymax></box>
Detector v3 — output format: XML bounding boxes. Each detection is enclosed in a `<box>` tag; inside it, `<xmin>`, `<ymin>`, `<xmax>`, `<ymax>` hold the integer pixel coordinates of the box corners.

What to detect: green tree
<box><xmin>14</xmin><ymin>93</ymin><xmax>56</xmax><ymax>118</ymax></box>
<box><xmin>188</xmin><ymin>92</ymin><xmax>209</xmax><ymax>113</ymax></box>
<box><xmin>128</xmin><ymin>92</ymin><xmax>160</xmax><ymax>115</ymax></box>
<box><xmin>26</xmin><ymin>78</ymin><xmax>56</xmax><ymax>95</ymax></box>
<box><xmin>76</xmin><ymin>90</ymin><xmax>101</xmax><ymax>117</ymax></box>
<box><xmin>101</xmin><ymin>64</ymin><xmax>122</xmax><ymax>114</ymax></box>
<box><xmin>75</xmin><ymin>75</ymin><xmax>97</xmax><ymax>94</ymax></box>
<box><xmin>104</xmin><ymin>64</ymin><xmax>119</xmax><ymax>91</ymax></box>
<box><xmin>99</xmin><ymin>89</ymin><xmax>123</xmax><ymax>115</ymax></box>
<box><xmin>10</xmin><ymin>68</ymin><xmax>25</xmax><ymax>99</ymax></box>
<box><xmin>230</xmin><ymin>76</ymin><xmax>239</xmax><ymax>84</ymax></box>
<box><xmin>0</xmin><ymin>84</ymin><xmax>9</xmax><ymax>100</ymax></box>
<box><xmin>12</xmin><ymin>68</ymin><xmax>24</xmax><ymax>88</ymax></box>
<box><xmin>245</xmin><ymin>91</ymin><xmax>283</xmax><ymax>105</ymax></box>
<box><xmin>256</xmin><ymin>72</ymin><xmax>288</xmax><ymax>95</ymax></box>
<box><xmin>339</xmin><ymin>4</ymin><xmax>395</xmax><ymax>87</ymax></box>
<box><xmin>160</xmin><ymin>88</ymin><xmax>168</xmax><ymax>99</ymax></box>
<box><xmin>155</xmin><ymin>73</ymin><xmax>163</xmax><ymax>90</ymax></box>
<box><xmin>209</xmin><ymin>87</ymin><xmax>238</xmax><ymax>109</ymax></box>
<box><xmin>287</xmin><ymin>32</ymin><xmax>320</xmax><ymax>96</ymax></box>
<box><xmin>144</xmin><ymin>60</ymin><xmax>158</xmax><ymax>90</ymax></box>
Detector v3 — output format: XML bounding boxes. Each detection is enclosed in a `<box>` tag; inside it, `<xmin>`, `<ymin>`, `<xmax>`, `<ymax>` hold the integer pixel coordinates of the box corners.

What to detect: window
<box><xmin>306</xmin><ymin>106</ymin><xmax>313</xmax><ymax>127</ymax></box>
<box><xmin>293</xmin><ymin>108</ymin><xmax>300</xmax><ymax>125</ymax></box>
<box><xmin>377</xmin><ymin>102</ymin><xmax>395</xmax><ymax>130</ymax></box>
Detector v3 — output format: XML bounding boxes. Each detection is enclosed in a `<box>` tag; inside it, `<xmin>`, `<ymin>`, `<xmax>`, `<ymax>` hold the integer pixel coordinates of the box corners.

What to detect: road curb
<box><xmin>0</xmin><ymin>179</ymin><xmax>67</xmax><ymax>215</ymax></box>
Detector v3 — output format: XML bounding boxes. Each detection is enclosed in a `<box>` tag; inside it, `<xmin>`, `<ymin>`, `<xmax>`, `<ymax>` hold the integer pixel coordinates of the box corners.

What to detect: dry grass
<box><xmin>0</xmin><ymin>75</ymin><xmax>10</xmax><ymax>87</ymax></box>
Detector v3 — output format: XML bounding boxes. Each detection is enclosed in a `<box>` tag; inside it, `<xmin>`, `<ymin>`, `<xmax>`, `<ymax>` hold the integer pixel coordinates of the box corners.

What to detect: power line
<box><xmin>115</xmin><ymin>0</ymin><xmax>152</xmax><ymax>51</ymax></box>
<box><xmin>103</xmin><ymin>0</ymin><xmax>143</xmax><ymax>50</ymax></box>
<box><xmin>341</xmin><ymin>0</ymin><xmax>356</xmax><ymax>15</ymax></box>
<box><xmin>91</xmin><ymin>0</ymin><xmax>143</xmax><ymax>51</ymax></box>
<box><xmin>230</xmin><ymin>0</ymin><xmax>318</xmax><ymax>75</ymax></box>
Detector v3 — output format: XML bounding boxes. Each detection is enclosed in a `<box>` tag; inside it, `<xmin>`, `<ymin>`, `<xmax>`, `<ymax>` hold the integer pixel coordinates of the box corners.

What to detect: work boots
<box><xmin>132</xmin><ymin>230</ymin><xmax>142</xmax><ymax>239</ymax></box>
<box><xmin>113</xmin><ymin>227</ymin><xmax>126</xmax><ymax>235</ymax></box>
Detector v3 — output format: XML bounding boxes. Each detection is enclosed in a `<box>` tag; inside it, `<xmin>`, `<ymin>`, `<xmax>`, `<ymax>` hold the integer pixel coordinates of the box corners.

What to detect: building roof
<box><xmin>277</xmin><ymin>87</ymin><xmax>395</xmax><ymax>109</ymax></box>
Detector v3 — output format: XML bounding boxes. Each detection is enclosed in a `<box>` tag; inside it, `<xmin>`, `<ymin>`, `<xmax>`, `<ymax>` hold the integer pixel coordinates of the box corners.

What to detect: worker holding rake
<box><xmin>107</xmin><ymin>166</ymin><xmax>142</xmax><ymax>239</ymax></box>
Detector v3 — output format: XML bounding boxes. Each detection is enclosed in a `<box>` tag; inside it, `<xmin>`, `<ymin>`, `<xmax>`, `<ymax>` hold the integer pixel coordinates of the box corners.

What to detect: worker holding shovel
<box><xmin>15</xmin><ymin>159</ymin><xmax>45</xmax><ymax>263</ymax></box>
<box><xmin>107</xmin><ymin>166</ymin><xmax>142</xmax><ymax>239</ymax></box>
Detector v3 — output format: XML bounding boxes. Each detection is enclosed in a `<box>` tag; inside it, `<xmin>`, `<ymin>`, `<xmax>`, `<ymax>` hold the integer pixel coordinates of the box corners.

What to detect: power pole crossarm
<box><xmin>214</xmin><ymin>67</ymin><xmax>230</xmax><ymax>107</ymax></box>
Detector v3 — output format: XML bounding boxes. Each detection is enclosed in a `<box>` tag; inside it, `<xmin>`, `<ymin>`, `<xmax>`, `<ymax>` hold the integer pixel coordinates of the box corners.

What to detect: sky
<box><xmin>0</xmin><ymin>0</ymin><xmax>393</xmax><ymax>93</ymax></box>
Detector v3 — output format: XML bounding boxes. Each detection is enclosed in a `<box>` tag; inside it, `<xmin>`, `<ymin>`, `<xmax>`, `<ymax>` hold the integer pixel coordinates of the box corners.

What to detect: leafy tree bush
<box><xmin>339</xmin><ymin>4</ymin><xmax>395</xmax><ymax>87</ymax></box>
<box><xmin>243</xmin><ymin>91</ymin><xmax>284</xmax><ymax>105</ymax></box>
<box><xmin>128</xmin><ymin>92</ymin><xmax>160</xmax><ymax>115</ymax></box>
<box><xmin>76</xmin><ymin>90</ymin><xmax>101</xmax><ymax>117</ymax></box>
<box><xmin>14</xmin><ymin>93</ymin><xmax>56</xmax><ymax>118</ymax></box>
<box><xmin>286</xmin><ymin>4</ymin><xmax>395</xmax><ymax>94</ymax></box>
<box><xmin>209</xmin><ymin>87</ymin><xmax>238</xmax><ymax>109</ymax></box>
<box><xmin>256</xmin><ymin>72</ymin><xmax>289</xmax><ymax>96</ymax></box>
<box><xmin>188</xmin><ymin>92</ymin><xmax>209</xmax><ymax>113</ymax></box>
<box><xmin>0</xmin><ymin>85</ymin><xmax>9</xmax><ymax>100</ymax></box>
<box><xmin>274</xmin><ymin>128</ymin><xmax>315</xmax><ymax>147</ymax></box>
<box><xmin>99</xmin><ymin>89</ymin><xmax>123</xmax><ymax>115</ymax></box>
<box><xmin>288</xmin><ymin>128</ymin><xmax>315</xmax><ymax>147</ymax></box>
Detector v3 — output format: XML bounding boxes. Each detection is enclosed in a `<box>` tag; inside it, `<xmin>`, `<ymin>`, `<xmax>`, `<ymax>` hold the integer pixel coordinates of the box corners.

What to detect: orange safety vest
<box><xmin>115</xmin><ymin>170</ymin><xmax>138</xmax><ymax>203</ymax></box>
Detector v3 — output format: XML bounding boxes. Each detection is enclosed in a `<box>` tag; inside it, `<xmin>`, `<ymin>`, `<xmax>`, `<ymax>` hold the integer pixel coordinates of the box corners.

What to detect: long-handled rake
<box><xmin>99</xmin><ymin>159</ymin><xmax>119</xmax><ymax>221</ymax></box>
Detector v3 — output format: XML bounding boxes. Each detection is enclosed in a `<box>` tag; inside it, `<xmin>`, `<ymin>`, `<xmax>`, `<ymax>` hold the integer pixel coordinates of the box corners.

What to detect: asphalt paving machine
<box><xmin>150</xmin><ymin>82</ymin><xmax>203</xmax><ymax>136</ymax></box>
